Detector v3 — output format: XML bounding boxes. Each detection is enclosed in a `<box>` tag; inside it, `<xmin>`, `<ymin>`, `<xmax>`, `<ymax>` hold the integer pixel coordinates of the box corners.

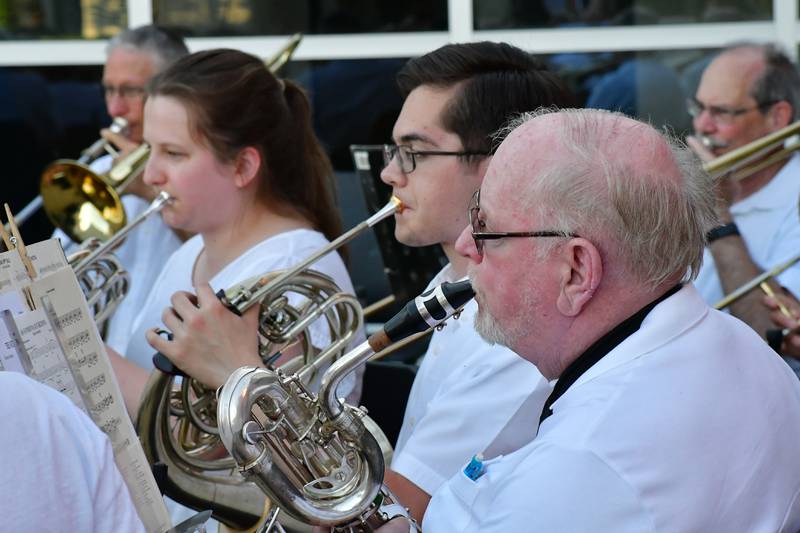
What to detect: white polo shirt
<box><xmin>391</xmin><ymin>264</ymin><xmax>550</xmax><ymax>495</ymax></box>
<box><xmin>424</xmin><ymin>285</ymin><xmax>800</xmax><ymax>532</ymax></box>
<box><xmin>696</xmin><ymin>154</ymin><xmax>800</xmax><ymax>306</ymax></box>
<box><xmin>0</xmin><ymin>372</ymin><xmax>145</xmax><ymax>532</ymax></box>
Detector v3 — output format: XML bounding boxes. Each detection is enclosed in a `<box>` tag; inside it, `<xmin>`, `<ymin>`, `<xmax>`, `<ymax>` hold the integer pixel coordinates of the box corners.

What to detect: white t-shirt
<box><xmin>424</xmin><ymin>285</ymin><xmax>800</xmax><ymax>532</ymax></box>
<box><xmin>390</xmin><ymin>264</ymin><xmax>550</xmax><ymax>495</ymax></box>
<box><xmin>124</xmin><ymin>229</ymin><xmax>360</xmax><ymax>378</ymax></box>
<box><xmin>53</xmin><ymin>154</ymin><xmax>182</xmax><ymax>354</ymax></box>
<box><xmin>125</xmin><ymin>229</ymin><xmax>362</xmax><ymax>531</ymax></box>
<box><xmin>696</xmin><ymin>154</ymin><xmax>800</xmax><ymax>305</ymax></box>
<box><xmin>0</xmin><ymin>371</ymin><xmax>145</xmax><ymax>532</ymax></box>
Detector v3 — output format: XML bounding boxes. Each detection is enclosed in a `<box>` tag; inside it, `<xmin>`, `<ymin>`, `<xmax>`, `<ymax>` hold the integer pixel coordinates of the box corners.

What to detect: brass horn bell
<box><xmin>40</xmin><ymin>142</ymin><xmax>150</xmax><ymax>243</ymax></box>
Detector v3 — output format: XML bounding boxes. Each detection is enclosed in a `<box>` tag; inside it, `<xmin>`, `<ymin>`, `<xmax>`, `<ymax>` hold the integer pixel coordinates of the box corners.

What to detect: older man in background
<box><xmin>55</xmin><ymin>25</ymin><xmax>188</xmax><ymax>353</ymax></box>
<box><xmin>687</xmin><ymin>43</ymin><xmax>800</xmax><ymax>341</ymax></box>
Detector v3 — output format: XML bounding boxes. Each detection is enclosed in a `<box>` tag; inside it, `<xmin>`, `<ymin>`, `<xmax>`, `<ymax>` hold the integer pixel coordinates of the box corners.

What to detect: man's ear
<box><xmin>232</xmin><ymin>146</ymin><xmax>261</xmax><ymax>188</ymax></box>
<box><xmin>555</xmin><ymin>238</ymin><xmax>602</xmax><ymax>317</ymax></box>
<box><xmin>766</xmin><ymin>100</ymin><xmax>793</xmax><ymax>131</ymax></box>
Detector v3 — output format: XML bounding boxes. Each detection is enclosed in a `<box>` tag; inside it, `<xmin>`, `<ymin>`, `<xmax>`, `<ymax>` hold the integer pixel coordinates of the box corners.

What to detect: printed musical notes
<box><xmin>0</xmin><ymin>239</ymin><xmax>172</xmax><ymax>533</ymax></box>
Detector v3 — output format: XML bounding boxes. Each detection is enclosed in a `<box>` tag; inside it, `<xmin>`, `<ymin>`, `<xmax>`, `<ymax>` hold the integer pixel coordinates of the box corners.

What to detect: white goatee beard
<box><xmin>474</xmin><ymin>305</ymin><xmax>515</xmax><ymax>348</ymax></box>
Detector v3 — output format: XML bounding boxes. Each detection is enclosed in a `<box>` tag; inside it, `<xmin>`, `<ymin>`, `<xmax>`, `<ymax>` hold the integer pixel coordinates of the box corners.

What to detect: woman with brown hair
<box><xmin>108</xmin><ymin>48</ymin><xmax>359</xmax><ymax>416</ymax></box>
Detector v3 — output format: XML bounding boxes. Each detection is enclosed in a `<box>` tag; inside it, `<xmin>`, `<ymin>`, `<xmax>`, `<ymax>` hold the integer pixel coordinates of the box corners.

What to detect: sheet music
<box><xmin>0</xmin><ymin>291</ymin><xmax>29</xmax><ymax>373</ymax></box>
<box><xmin>26</xmin><ymin>239</ymin><xmax>69</xmax><ymax>277</ymax></box>
<box><xmin>13</xmin><ymin>305</ymin><xmax>85</xmax><ymax>408</ymax></box>
<box><xmin>0</xmin><ymin>239</ymin><xmax>172</xmax><ymax>533</ymax></box>
<box><xmin>0</xmin><ymin>251</ymin><xmax>30</xmax><ymax>290</ymax></box>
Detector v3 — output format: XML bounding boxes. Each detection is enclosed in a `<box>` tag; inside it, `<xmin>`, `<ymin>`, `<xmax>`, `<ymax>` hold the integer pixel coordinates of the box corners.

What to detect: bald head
<box><xmin>489</xmin><ymin>109</ymin><xmax>717</xmax><ymax>286</ymax></box>
<box><xmin>702</xmin><ymin>46</ymin><xmax>767</xmax><ymax>106</ymax></box>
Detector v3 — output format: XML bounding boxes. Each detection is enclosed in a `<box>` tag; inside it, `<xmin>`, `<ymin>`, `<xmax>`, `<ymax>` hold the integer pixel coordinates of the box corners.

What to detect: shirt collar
<box><xmin>732</xmin><ymin>153</ymin><xmax>800</xmax><ymax>213</ymax></box>
<box><xmin>539</xmin><ymin>284</ymin><xmax>682</xmax><ymax>424</ymax></box>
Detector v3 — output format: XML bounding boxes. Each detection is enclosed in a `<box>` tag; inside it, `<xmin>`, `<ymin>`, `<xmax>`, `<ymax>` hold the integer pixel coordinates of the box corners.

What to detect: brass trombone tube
<box><xmin>76</xmin><ymin>116</ymin><xmax>129</xmax><ymax>164</ymax></box>
<box><xmin>363</xmin><ymin>294</ymin><xmax>396</xmax><ymax>317</ymax></box>
<box><xmin>713</xmin><ymin>253</ymin><xmax>800</xmax><ymax>310</ymax></box>
<box><xmin>728</xmin><ymin>141</ymin><xmax>800</xmax><ymax>181</ymax></box>
<box><xmin>264</xmin><ymin>33</ymin><xmax>302</xmax><ymax>72</ymax></box>
<box><xmin>703</xmin><ymin>121</ymin><xmax>800</xmax><ymax>180</ymax></box>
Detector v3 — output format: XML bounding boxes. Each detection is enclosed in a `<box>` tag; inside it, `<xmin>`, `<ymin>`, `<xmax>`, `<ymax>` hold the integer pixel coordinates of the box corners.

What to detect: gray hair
<box><xmin>107</xmin><ymin>25</ymin><xmax>189</xmax><ymax>71</ymax></box>
<box><xmin>498</xmin><ymin>108</ymin><xmax>719</xmax><ymax>287</ymax></box>
<box><xmin>723</xmin><ymin>42</ymin><xmax>800</xmax><ymax>121</ymax></box>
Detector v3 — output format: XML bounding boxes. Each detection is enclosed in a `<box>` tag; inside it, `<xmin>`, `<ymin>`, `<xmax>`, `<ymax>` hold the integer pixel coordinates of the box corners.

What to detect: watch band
<box><xmin>706</xmin><ymin>222</ymin><xmax>740</xmax><ymax>243</ymax></box>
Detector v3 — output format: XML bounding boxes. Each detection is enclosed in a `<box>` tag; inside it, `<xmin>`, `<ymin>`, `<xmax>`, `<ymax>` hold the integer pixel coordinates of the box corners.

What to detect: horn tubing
<box><xmin>225</xmin><ymin>196</ymin><xmax>402</xmax><ymax>313</ymax></box>
<box><xmin>320</xmin><ymin>279</ymin><xmax>474</xmax><ymax>421</ymax></box>
<box><xmin>74</xmin><ymin>192</ymin><xmax>172</xmax><ymax>275</ymax></box>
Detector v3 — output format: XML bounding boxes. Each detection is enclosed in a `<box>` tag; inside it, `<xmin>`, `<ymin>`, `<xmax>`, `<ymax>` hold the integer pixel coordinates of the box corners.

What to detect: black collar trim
<box><xmin>539</xmin><ymin>284</ymin><xmax>682</xmax><ymax>424</ymax></box>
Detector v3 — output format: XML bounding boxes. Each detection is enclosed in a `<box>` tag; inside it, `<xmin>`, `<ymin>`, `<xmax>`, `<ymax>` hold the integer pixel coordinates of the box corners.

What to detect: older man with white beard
<box><xmin>378</xmin><ymin>108</ymin><xmax>800</xmax><ymax>532</ymax></box>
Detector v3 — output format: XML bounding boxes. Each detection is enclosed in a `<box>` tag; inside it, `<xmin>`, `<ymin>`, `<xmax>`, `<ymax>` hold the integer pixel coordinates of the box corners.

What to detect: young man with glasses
<box><xmin>377</xmin><ymin>41</ymin><xmax>574</xmax><ymax>522</ymax></box>
<box><xmin>685</xmin><ymin>43</ymin><xmax>800</xmax><ymax>341</ymax></box>
<box><xmin>378</xmin><ymin>107</ymin><xmax>800</xmax><ymax>533</ymax></box>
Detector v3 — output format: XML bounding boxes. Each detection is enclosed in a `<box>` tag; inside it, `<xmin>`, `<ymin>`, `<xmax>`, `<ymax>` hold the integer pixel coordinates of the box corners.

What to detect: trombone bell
<box><xmin>40</xmin><ymin>141</ymin><xmax>150</xmax><ymax>243</ymax></box>
<box><xmin>40</xmin><ymin>161</ymin><xmax>126</xmax><ymax>243</ymax></box>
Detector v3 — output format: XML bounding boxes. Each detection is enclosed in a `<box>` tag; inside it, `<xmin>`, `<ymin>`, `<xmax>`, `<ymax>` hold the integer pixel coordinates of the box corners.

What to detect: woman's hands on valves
<box><xmin>145</xmin><ymin>283</ymin><xmax>262</xmax><ymax>389</ymax></box>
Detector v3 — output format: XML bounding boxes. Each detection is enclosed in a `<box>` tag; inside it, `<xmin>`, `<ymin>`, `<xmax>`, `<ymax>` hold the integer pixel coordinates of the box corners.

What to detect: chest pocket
<box><xmin>436</xmin><ymin>469</ymin><xmax>483</xmax><ymax>531</ymax></box>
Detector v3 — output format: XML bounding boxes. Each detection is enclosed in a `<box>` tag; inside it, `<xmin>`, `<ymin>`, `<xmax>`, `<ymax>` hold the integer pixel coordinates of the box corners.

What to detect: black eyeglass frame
<box><xmin>383</xmin><ymin>144</ymin><xmax>491</xmax><ymax>174</ymax></box>
<box><xmin>686</xmin><ymin>97</ymin><xmax>778</xmax><ymax>122</ymax></box>
<box><xmin>469</xmin><ymin>189</ymin><xmax>578</xmax><ymax>254</ymax></box>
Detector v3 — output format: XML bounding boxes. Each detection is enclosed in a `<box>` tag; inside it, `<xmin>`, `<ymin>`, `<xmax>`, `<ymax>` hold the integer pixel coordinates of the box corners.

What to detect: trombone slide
<box><xmin>714</xmin><ymin>253</ymin><xmax>800</xmax><ymax>310</ymax></box>
<box><xmin>703</xmin><ymin>121</ymin><xmax>800</xmax><ymax>181</ymax></box>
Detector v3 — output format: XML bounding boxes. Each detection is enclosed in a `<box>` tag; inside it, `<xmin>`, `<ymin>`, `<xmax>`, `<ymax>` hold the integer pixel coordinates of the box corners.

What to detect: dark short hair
<box><xmin>396</xmin><ymin>41</ymin><xmax>575</xmax><ymax>158</ymax></box>
<box><xmin>750</xmin><ymin>44</ymin><xmax>800</xmax><ymax>121</ymax></box>
<box><xmin>108</xmin><ymin>24</ymin><xmax>189</xmax><ymax>71</ymax></box>
<box><xmin>147</xmin><ymin>49</ymin><xmax>342</xmax><ymax>242</ymax></box>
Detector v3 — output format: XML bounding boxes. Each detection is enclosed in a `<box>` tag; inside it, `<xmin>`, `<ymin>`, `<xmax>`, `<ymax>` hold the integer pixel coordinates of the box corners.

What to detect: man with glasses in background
<box><xmin>685</xmin><ymin>43</ymin><xmax>800</xmax><ymax>342</ymax></box>
<box><xmin>377</xmin><ymin>41</ymin><xmax>574</xmax><ymax>523</ymax></box>
<box><xmin>55</xmin><ymin>25</ymin><xmax>188</xmax><ymax>353</ymax></box>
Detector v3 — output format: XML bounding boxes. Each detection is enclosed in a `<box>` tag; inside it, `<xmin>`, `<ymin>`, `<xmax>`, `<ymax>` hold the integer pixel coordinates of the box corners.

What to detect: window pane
<box><xmin>282</xmin><ymin>58</ymin><xmax>407</xmax><ymax>170</ymax></box>
<box><xmin>474</xmin><ymin>1</ymin><xmax>771</xmax><ymax>29</ymax></box>
<box><xmin>153</xmin><ymin>0</ymin><xmax>447</xmax><ymax>36</ymax></box>
<box><xmin>0</xmin><ymin>64</ymin><xmax>108</xmax><ymax>241</ymax></box>
<box><xmin>545</xmin><ymin>48</ymin><xmax>719</xmax><ymax>135</ymax></box>
<box><xmin>0</xmin><ymin>0</ymin><xmax>127</xmax><ymax>40</ymax></box>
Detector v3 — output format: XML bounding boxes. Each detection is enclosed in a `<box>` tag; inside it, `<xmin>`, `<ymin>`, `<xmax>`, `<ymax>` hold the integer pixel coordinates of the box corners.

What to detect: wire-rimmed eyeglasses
<box><xmin>383</xmin><ymin>144</ymin><xmax>490</xmax><ymax>174</ymax></box>
<box><xmin>469</xmin><ymin>189</ymin><xmax>577</xmax><ymax>255</ymax></box>
<box><xmin>103</xmin><ymin>84</ymin><xmax>146</xmax><ymax>100</ymax></box>
<box><xmin>686</xmin><ymin>97</ymin><xmax>776</xmax><ymax>125</ymax></box>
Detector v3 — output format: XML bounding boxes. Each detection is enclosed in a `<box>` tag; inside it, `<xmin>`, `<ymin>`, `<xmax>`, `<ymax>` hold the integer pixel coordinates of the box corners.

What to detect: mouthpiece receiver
<box><xmin>369</xmin><ymin>280</ymin><xmax>474</xmax><ymax>352</ymax></box>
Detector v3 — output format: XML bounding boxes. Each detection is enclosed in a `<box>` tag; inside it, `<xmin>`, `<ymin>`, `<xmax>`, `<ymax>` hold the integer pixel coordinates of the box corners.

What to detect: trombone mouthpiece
<box><xmin>109</xmin><ymin>117</ymin><xmax>129</xmax><ymax>135</ymax></box>
<box><xmin>698</xmin><ymin>134</ymin><xmax>728</xmax><ymax>150</ymax></box>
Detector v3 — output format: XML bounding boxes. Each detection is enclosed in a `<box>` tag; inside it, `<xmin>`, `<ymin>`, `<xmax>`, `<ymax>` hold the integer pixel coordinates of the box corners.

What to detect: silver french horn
<box><xmin>136</xmin><ymin>198</ymin><xmax>403</xmax><ymax>530</ymax></box>
<box><xmin>218</xmin><ymin>280</ymin><xmax>475</xmax><ymax>532</ymax></box>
